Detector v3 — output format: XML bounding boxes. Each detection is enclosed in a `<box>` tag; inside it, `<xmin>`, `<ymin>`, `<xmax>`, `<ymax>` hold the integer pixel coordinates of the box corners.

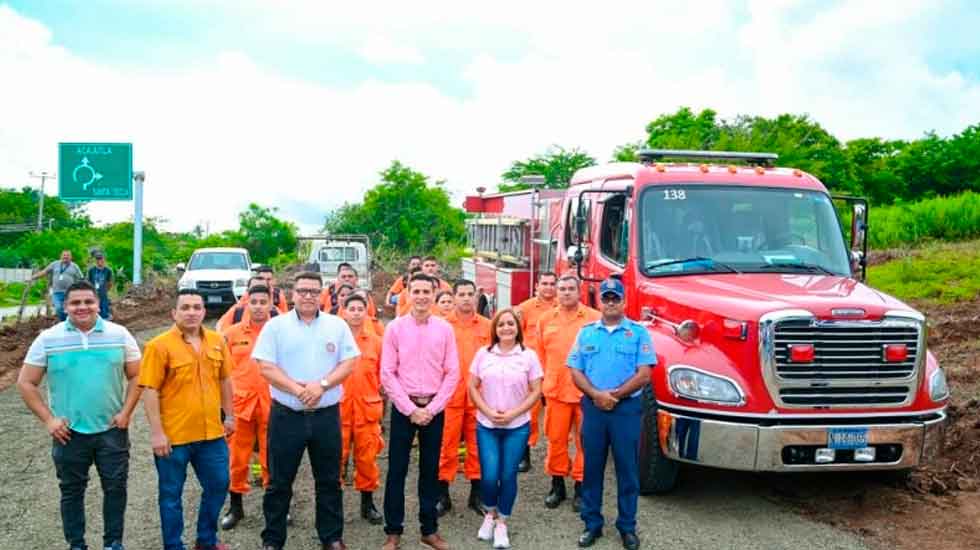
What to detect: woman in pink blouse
<box><xmin>467</xmin><ymin>308</ymin><xmax>544</xmax><ymax>549</ymax></box>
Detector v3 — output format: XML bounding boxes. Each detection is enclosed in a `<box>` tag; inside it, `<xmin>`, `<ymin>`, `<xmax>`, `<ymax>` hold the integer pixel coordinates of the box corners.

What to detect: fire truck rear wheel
<box><xmin>638</xmin><ymin>384</ymin><xmax>680</xmax><ymax>495</ymax></box>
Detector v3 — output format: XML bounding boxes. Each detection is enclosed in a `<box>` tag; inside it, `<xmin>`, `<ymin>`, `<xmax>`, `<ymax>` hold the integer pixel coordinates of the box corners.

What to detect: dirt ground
<box><xmin>0</xmin><ymin>277</ymin><xmax>977</xmax><ymax>549</ymax></box>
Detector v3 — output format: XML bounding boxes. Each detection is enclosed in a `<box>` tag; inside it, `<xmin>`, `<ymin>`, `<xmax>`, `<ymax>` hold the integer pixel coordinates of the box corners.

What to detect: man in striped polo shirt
<box><xmin>17</xmin><ymin>280</ymin><xmax>142</xmax><ymax>550</ymax></box>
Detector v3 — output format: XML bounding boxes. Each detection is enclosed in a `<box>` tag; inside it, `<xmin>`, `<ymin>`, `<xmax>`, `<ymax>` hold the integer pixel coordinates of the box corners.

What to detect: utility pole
<box><xmin>28</xmin><ymin>171</ymin><xmax>55</xmax><ymax>231</ymax></box>
<box><xmin>133</xmin><ymin>171</ymin><xmax>145</xmax><ymax>286</ymax></box>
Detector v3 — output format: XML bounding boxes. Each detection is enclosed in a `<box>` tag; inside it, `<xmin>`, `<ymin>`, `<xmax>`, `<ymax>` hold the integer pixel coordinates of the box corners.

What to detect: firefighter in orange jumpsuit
<box><xmin>385</xmin><ymin>255</ymin><xmax>422</xmax><ymax>309</ymax></box>
<box><xmin>514</xmin><ymin>271</ymin><xmax>559</xmax><ymax>473</ymax></box>
<box><xmin>219</xmin><ymin>284</ymin><xmax>275</xmax><ymax>530</ymax></box>
<box><xmin>320</xmin><ymin>264</ymin><xmax>378</xmax><ymax>316</ymax></box>
<box><xmin>395</xmin><ymin>257</ymin><xmax>451</xmax><ymax>317</ymax></box>
<box><xmin>337</xmin><ymin>293</ymin><xmax>386</xmax><ymax>524</ymax></box>
<box><xmin>537</xmin><ymin>274</ymin><xmax>600</xmax><ymax>512</ymax></box>
<box><xmin>216</xmin><ymin>272</ymin><xmax>288</xmax><ymax>331</ymax></box>
<box><xmin>436</xmin><ymin>279</ymin><xmax>491</xmax><ymax>517</ymax></box>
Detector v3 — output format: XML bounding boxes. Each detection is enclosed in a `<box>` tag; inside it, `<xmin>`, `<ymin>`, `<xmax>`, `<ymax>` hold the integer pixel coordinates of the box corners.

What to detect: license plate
<box><xmin>827</xmin><ymin>427</ymin><xmax>869</xmax><ymax>449</ymax></box>
<box><xmin>207</xmin><ymin>295</ymin><xmax>223</xmax><ymax>304</ymax></box>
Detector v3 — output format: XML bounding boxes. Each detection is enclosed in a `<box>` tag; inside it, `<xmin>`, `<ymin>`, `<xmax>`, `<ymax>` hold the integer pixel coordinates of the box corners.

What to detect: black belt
<box><xmin>272</xmin><ymin>400</ymin><xmax>336</xmax><ymax>415</ymax></box>
<box><xmin>409</xmin><ymin>394</ymin><xmax>435</xmax><ymax>407</ymax></box>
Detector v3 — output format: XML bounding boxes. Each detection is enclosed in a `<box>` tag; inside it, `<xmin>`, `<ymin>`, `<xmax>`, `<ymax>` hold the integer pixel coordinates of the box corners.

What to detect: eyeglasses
<box><xmin>600</xmin><ymin>294</ymin><xmax>623</xmax><ymax>304</ymax></box>
<box><xmin>294</xmin><ymin>288</ymin><xmax>322</xmax><ymax>297</ymax></box>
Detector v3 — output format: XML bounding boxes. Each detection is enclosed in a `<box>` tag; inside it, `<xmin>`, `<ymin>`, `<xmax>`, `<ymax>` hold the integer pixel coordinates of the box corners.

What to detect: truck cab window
<box><xmin>599</xmin><ymin>195</ymin><xmax>628</xmax><ymax>265</ymax></box>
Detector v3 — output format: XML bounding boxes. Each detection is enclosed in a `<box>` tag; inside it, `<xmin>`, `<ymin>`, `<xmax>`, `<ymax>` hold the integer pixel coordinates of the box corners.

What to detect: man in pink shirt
<box><xmin>380</xmin><ymin>273</ymin><xmax>460</xmax><ymax>550</ymax></box>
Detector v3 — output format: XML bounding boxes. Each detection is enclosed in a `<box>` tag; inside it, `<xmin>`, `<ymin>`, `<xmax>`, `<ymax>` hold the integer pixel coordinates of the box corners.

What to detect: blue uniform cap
<box><xmin>599</xmin><ymin>278</ymin><xmax>625</xmax><ymax>298</ymax></box>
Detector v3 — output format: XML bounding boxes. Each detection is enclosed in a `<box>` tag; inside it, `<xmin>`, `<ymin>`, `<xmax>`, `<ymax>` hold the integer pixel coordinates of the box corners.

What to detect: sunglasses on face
<box><xmin>600</xmin><ymin>294</ymin><xmax>623</xmax><ymax>304</ymax></box>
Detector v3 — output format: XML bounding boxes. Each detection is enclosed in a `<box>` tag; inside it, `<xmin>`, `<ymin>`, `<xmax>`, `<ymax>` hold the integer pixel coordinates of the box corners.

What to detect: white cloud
<box><xmin>0</xmin><ymin>1</ymin><xmax>978</xmax><ymax>235</ymax></box>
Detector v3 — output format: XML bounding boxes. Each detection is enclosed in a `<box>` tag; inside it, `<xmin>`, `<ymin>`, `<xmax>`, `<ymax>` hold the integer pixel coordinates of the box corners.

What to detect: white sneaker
<box><xmin>478</xmin><ymin>513</ymin><xmax>495</xmax><ymax>541</ymax></box>
<box><xmin>493</xmin><ymin>522</ymin><xmax>511</xmax><ymax>548</ymax></box>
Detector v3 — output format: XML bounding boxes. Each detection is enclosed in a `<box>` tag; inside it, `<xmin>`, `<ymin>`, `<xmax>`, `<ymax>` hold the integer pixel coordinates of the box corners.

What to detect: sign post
<box><xmin>133</xmin><ymin>172</ymin><xmax>145</xmax><ymax>286</ymax></box>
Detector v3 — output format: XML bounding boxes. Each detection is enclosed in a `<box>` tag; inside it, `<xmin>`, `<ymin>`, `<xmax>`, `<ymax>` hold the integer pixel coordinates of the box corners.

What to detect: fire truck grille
<box><xmin>768</xmin><ymin>319</ymin><xmax>922</xmax><ymax>408</ymax></box>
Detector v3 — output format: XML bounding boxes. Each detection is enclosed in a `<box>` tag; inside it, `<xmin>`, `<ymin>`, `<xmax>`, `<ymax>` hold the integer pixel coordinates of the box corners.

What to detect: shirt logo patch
<box><xmin>326</xmin><ymin>342</ymin><xmax>337</xmax><ymax>353</ymax></box>
<box><xmin>583</xmin><ymin>345</ymin><xmax>597</xmax><ymax>352</ymax></box>
<box><xmin>642</xmin><ymin>344</ymin><xmax>651</xmax><ymax>353</ymax></box>
<box><xmin>624</xmin><ymin>329</ymin><xmax>634</xmax><ymax>338</ymax></box>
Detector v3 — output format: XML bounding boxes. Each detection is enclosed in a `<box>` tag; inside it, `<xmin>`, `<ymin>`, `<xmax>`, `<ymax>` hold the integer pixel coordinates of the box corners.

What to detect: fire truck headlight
<box><xmin>929</xmin><ymin>369</ymin><xmax>950</xmax><ymax>402</ymax></box>
<box><xmin>668</xmin><ymin>366</ymin><xmax>744</xmax><ymax>406</ymax></box>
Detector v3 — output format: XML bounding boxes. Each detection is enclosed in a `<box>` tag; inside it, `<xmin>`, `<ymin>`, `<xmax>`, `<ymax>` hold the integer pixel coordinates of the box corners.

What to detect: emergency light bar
<box><xmin>638</xmin><ymin>149</ymin><xmax>779</xmax><ymax>167</ymax></box>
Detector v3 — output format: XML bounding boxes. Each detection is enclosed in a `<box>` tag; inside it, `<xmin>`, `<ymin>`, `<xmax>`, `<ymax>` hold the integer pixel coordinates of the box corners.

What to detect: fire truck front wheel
<box><xmin>638</xmin><ymin>384</ymin><xmax>680</xmax><ymax>495</ymax></box>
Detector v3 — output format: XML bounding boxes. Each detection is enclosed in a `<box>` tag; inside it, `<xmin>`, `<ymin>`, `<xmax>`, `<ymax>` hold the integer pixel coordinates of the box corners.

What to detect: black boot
<box><xmin>544</xmin><ymin>476</ymin><xmax>566</xmax><ymax>509</ymax></box>
<box><xmin>360</xmin><ymin>491</ymin><xmax>383</xmax><ymax>525</ymax></box>
<box><xmin>220</xmin><ymin>492</ymin><xmax>244</xmax><ymax>530</ymax></box>
<box><xmin>517</xmin><ymin>446</ymin><xmax>531</xmax><ymax>473</ymax></box>
<box><xmin>435</xmin><ymin>481</ymin><xmax>452</xmax><ymax>517</ymax></box>
<box><xmin>467</xmin><ymin>479</ymin><xmax>483</xmax><ymax>516</ymax></box>
<box><xmin>572</xmin><ymin>481</ymin><xmax>583</xmax><ymax>512</ymax></box>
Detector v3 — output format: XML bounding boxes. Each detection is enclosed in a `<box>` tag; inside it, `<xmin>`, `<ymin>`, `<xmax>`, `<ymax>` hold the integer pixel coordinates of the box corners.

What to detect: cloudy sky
<box><xmin>1</xmin><ymin>0</ymin><xmax>978</xmax><ymax>233</ymax></box>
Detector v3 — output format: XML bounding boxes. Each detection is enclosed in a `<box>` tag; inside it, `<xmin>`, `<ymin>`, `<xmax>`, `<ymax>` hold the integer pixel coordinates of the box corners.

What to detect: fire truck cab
<box><xmin>463</xmin><ymin>149</ymin><xmax>948</xmax><ymax>493</ymax></box>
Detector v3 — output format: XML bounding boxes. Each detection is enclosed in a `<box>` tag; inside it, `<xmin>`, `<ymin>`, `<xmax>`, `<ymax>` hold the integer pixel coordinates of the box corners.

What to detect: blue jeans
<box><xmin>98</xmin><ymin>293</ymin><xmax>111</xmax><ymax>320</ymax></box>
<box><xmin>580</xmin><ymin>395</ymin><xmax>642</xmax><ymax>535</ymax></box>
<box><xmin>153</xmin><ymin>437</ymin><xmax>229</xmax><ymax>550</ymax></box>
<box><xmin>52</xmin><ymin>291</ymin><xmax>67</xmax><ymax>321</ymax></box>
<box><xmin>476</xmin><ymin>422</ymin><xmax>530</xmax><ymax>517</ymax></box>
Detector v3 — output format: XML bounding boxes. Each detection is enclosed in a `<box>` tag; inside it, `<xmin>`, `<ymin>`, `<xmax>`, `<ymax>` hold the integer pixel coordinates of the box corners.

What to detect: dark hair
<box><xmin>435</xmin><ymin>290</ymin><xmax>453</xmax><ymax>304</ymax></box>
<box><xmin>538</xmin><ymin>271</ymin><xmax>558</xmax><ymax>282</ymax></box>
<box><xmin>336</xmin><ymin>283</ymin><xmax>354</xmax><ymax>294</ymax></box>
<box><xmin>248</xmin><ymin>284</ymin><xmax>270</xmax><ymax>297</ymax></box>
<box><xmin>255</xmin><ymin>265</ymin><xmax>274</xmax><ymax>274</ymax></box>
<box><xmin>558</xmin><ymin>273</ymin><xmax>580</xmax><ymax>286</ymax></box>
<box><xmin>409</xmin><ymin>255</ymin><xmax>422</xmax><ymax>262</ymax></box>
<box><xmin>344</xmin><ymin>294</ymin><xmax>367</xmax><ymax>309</ymax></box>
<box><xmin>488</xmin><ymin>308</ymin><xmax>524</xmax><ymax>351</ymax></box>
<box><xmin>248</xmin><ymin>275</ymin><xmax>265</xmax><ymax>287</ymax></box>
<box><xmin>294</xmin><ymin>271</ymin><xmax>323</xmax><ymax>286</ymax></box>
<box><xmin>176</xmin><ymin>288</ymin><xmax>204</xmax><ymax>304</ymax></box>
<box><xmin>336</xmin><ymin>262</ymin><xmax>353</xmax><ymax>274</ymax></box>
<box><xmin>452</xmin><ymin>278</ymin><xmax>476</xmax><ymax>294</ymax></box>
<box><xmin>422</xmin><ymin>255</ymin><xmax>438</xmax><ymax>264</ymax></box>
<box><xmin>339</xmin><ymin>265</ymin><xmax>358</xmax><ymax>276</ymax></box>
<box><xmin>409</xmin><ymin>273</ymin><xmax>436</xmax><ymax>289</ymax></box>
<box><xmin>65</xmin><ymin>280</ymin><xmax>97</xmax><ymax>300</ymax></box>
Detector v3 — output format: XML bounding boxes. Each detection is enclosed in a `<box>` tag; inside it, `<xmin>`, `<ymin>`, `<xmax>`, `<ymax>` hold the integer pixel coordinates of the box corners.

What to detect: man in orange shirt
<box><xmin>321</xmin><ymin>264</ymin><xmax>378</xmax><ymax>317</ymax></box>
<box><xmin>339</xmin><ymin>293</ymin><xmax>386</xmax><ymax>525</ymax></box>
<box><xmin>219</xmin><ymin>285</ymin><xmax>274</xmax><ymax>531</ymax></box>
<box><xmin>255</xmin><ymin>266</ymin><xmax>289</xmax><ymax>313</ymax></box>
<box><xmin>216</xmin><ymin>276</ymin><xmax>282</xmax><ymax>331</ymax></box>
<box><xmin>436</xmin><ymin>279</ymin><xmax>491</xmax><ymax>517</ymax></box>
<box><xmin>396</xmin><ymin>257</ymin><xmax>451</xmax><ymax>317</ymax></box>
<box><xmin>139</xmin><ymin>289</ymin><xmax>235</xmax><ymax>550</ymax></box>
<box><xmin>537</xmin><ymin>275</ymin><xmax>600</xmax><ymax>513</ymax></box>
<box><xmin>385</xmin><ymin>255</ymin><xmax>422</xmax><ymax>309</ymax></box>
<box><xmin>514</xmin><ymin>271</ymin><xmax>558</xmax><ymax>473</ymax></box>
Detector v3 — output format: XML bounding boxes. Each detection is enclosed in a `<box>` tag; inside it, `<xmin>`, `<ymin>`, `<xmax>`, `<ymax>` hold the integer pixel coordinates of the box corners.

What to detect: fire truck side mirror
<box><xmin>849</xmin><ymin>200</ymin><xmax>868</xmax><ymax>282</ymax></box>
<box><xmin>567</xmin><ymin>245</ymin><xmax>589</xmax><ymax>265</ymax></box>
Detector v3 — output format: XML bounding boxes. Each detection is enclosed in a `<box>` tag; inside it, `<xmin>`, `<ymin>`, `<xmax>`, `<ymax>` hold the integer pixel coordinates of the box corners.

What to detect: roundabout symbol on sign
<box><xmin>72</xmin><ymin>157</ymin><xmax>104</xmax><ymax>190</ymax></box>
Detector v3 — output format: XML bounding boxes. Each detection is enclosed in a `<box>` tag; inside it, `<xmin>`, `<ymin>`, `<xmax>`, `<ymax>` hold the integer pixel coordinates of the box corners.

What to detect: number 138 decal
<box><xmin>663</xmin><ymin>189</ymin><xmax>687</xmax><ymax>200</ymax></box>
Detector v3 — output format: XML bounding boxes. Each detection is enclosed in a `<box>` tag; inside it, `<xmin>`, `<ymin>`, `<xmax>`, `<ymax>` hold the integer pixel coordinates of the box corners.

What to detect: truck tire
<box><xmin>638</xmin><ymin>384</ymin><xmax>680</xmax><ymax>495</ymax></box>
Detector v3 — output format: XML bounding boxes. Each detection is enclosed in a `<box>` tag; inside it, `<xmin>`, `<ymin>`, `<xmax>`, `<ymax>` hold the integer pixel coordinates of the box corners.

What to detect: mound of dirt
<box><xmin>908</xmin><ymin>399</ymin><xmax>980</xmax><ymax>495</ymax></box>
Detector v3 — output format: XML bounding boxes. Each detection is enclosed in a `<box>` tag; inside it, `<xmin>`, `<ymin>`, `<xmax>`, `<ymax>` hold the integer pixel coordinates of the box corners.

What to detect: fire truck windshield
<box><xmin>639</xmin><ymin>185</ymin><xmax>852</xmax><ymax>277</ymax></box>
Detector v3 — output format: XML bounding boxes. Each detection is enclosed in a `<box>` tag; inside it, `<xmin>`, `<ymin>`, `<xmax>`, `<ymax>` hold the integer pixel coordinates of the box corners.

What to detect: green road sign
<box><xmin>58</xmin><ymin>143</ymin><xmax>133</xmax><ymax>201</ymax></box>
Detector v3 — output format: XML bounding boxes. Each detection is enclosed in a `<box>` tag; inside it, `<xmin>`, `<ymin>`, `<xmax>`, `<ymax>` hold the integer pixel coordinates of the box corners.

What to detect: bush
<box><xmin>869</xmin><ymin>192</ymin><xmax>980</xmax><ymax>249</ymax></box>
<box><xmin>868</xmin><ymin>241</ymin><xmax>980</xmax><ymax>304</ymax></box>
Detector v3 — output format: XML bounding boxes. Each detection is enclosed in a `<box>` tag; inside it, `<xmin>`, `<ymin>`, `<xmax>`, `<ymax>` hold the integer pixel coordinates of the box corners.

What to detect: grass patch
<box><xmin>0</xmin><ymin>281</ymin><xmax>45</xmax><ymax>308</ymax></box>
<box><xmin>868</xmin><ymin>240</ymin><xmax>980</xmax><ymax>304</ymax></box>
<box><xmin>869</xmin><ymin>192</ymin><xmax>980</xmax><ymax>249</ymax></box>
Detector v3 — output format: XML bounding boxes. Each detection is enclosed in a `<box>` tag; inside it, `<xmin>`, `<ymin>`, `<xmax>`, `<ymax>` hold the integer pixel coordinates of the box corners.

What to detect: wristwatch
<box><xmin>319</xmin><ymin>378</ymin><xmax>330</xmax><ymax>390</ymax></box>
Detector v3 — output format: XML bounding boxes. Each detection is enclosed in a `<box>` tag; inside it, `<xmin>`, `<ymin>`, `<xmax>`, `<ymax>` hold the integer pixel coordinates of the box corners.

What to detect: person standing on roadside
<box><xmin>380</xmin><ymin>273</ymin><xmax>460</xmax><ymax>550</ymax></box>
<box><xmin>468</xmin><ymin>309</ymin><xmax>543</xmax><ymax>549</ymax></box>
<box><xmin>537</xmin><ymin>275</ymin><xmax>600</xmax><ymax>512</ymax></box>
<box><xmin>253</xmin><ymin>272</ymin><xmax>359</xmax><ymax>550</ymax></box>
<box><xmin>219</xmin><ymin>285</ymin><xmax>275</xmax><ymax>531</ymax></box>
<box><xmin>569</xmin><ymin>278</ymin><xmax>655</xmax><ymax>550</ymax></box>
<box><xmin>514</xmin><ymin>271</ymin><xmax>559</xmax><ymax>472</ymax></box>
<box><xmin>386</xmin><ymin>255</ymin><xmax>422</xmax><ymax>308</ymax></box>
<box><xmin>436</xmin><ymin>279</ymin><xmax>491</xmax><ymax>517</ymax></box>
<box><xmin>87</xmin><ymin>252</ymin><xmax>114</xmax><ymax>320</ymax></box>
<box><xmin>31</xmin><ymin>249</ymin><xmax>85</xmax><ymax>321</ymax></box>
<box><xmin>139</xmin><ymin>289</ymin><xmax>235</xmax><ymax>550</ymax></box>
<box><xmin>339</xmin><ymin>293</ymin><xmax>385</xmax><ymax>525</ymax></box>
<box><xmin>17</xmin><ymin>280</ymin><xmax>142</xmax><ymax>550</ymax></box>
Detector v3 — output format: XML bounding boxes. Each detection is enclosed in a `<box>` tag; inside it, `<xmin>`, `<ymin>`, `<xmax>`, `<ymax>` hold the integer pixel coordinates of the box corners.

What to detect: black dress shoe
<box><xmin>544</xmin><ymin>476</ymin><xmax>566</xmax><ymax>509</ymax></box>
<box><xmin>577</xmin><ymin>529</ymin><xmax>603</xmax><ymax>548</ymax></box>
<box><xmin>220</xmin><ymin>493</ymin><xmax>244</xmax><ymax>530</ymax></box>
<box><xmin>621</xmin><ymin>532</ymin><xmax>640</xmax><ymax>550</ymax></box>
<box><xmin>360</xmin><ymin>491</ymin><xmax>384</xmax><ymax>525</ymax></box>
<box><xmin>435</xmin><ymin>481</ymin><xmax>452</xmax><ymax>517</ymax></box>
<box><xmin>517</xmin><ymin>447</ymin><xmax>531</xmax><ymax>473</ymax></box>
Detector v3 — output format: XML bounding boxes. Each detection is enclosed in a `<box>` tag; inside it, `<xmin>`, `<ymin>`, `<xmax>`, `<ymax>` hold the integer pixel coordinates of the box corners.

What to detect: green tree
<box><xmin>498</xmin><ymin>146</ymin><xmax>597</xmax><ymax>191</ymax></box>
<box><xmin>644</xmin><ymin>107</ymin><xmax>721</xmax><ymax>150</ymax></box>
<box><xmin>324</xmin><ymin>161</ymin><xmax>466</xmax><ymax>253</ymax></box>
<box><xmin>233</xmin><ymin>203</ymin><xmax>299</xmax><ymax>265</ymax></box>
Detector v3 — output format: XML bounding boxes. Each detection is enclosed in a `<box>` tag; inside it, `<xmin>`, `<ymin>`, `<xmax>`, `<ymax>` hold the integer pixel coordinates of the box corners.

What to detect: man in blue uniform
<box><xmin>568</xmin><ymin>278</ymin><xmax>656</xmax><ymax>550</ymax></box>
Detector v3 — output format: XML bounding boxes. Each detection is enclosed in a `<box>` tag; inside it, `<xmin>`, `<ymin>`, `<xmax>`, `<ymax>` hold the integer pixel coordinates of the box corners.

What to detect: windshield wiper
<box><xmin>751</xmin><ymin>262</ymin><xmax>838</xmax><ymax>276</ymax></box>
<box><xmin>645</xmin><ymin>257</ymin><xmax>741</xmax><ymax>274</ymax></box>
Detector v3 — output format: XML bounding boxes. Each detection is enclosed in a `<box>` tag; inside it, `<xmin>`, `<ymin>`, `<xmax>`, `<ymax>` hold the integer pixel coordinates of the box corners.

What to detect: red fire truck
<box><xmin>462</xmin><ymin>149</ymin><xmax>948</xmax><ymax>493</ymax></box>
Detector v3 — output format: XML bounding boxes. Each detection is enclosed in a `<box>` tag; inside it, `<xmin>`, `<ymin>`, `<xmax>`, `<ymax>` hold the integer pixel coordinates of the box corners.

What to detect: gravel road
<box><xmin>0</xmin><ymin>325</ymin><xmax>868</xmax><ymax>550</ymax></box>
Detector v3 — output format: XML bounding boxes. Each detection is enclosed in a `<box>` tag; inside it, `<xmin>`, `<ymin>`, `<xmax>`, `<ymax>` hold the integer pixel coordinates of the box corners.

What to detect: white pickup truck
<box><xmin>176</xmin><ymin>247</ymin><xmax>253</xmax><ymax>309</ymax></box>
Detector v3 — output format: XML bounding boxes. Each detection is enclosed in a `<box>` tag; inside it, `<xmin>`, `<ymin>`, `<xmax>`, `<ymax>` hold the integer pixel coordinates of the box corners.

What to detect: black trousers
<box><xmin>262</xmin><ymin>401</ymin><xmax>343</xmax><ymax>546</ymax></box>
<box><xmin>383</xmin><ymin>408</ymin><xmax>445</xmax><ymax>536</ymax></box>
<box><xmin>51</xmin><ymin>427</ymin><xmax>129</xmax><ymax>549</ymax></box>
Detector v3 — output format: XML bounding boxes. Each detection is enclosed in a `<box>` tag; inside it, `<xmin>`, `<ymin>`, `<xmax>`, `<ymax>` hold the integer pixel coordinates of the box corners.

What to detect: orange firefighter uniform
<box><xmin>222</xmin><ymin>319</ymin><xmax>272</xmax><ymax>494</ymax></box>
<box><xmin>340</xmin><ymin>328</ymin><xmax>385</xmax><ymax>492</ymax></box>
<box><xmin>537</xmin><ymin>303</ymin><xmax>600</xmax><ymax>482</ymax></box>
<box><xmin>516</xmin><ymin>296</ymin><xmax>556</xmax><ymax>448</ymax></box>
<box><xmin>438</xmin><ymin>312</ymin><xmax>492</xmax><ymax>483</ymax></box>
<box><xmin>217</xmin><ymin>290</ymin><xmax>287</xmax><ymax>330</ymax></box>
<box><xmin>395</xmin><ymin>278</ymin><xmax>452</xmax><ymax>317</ymax></box>
<box><xmin>320</xmin><ymin>285</ymin><xmax>378</xmax><ymax>317</ymax></box>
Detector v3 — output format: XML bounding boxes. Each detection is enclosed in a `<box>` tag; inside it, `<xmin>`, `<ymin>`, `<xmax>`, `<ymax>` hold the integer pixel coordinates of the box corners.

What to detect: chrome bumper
<box><xmin>657</xmin><ymin>407</ymin><xmax>947</xmax><ymax>472</ymax></box>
